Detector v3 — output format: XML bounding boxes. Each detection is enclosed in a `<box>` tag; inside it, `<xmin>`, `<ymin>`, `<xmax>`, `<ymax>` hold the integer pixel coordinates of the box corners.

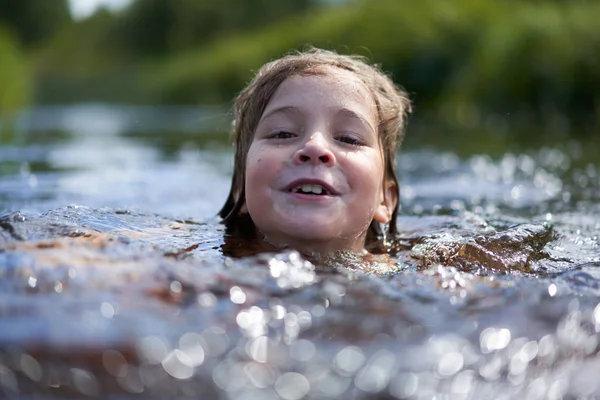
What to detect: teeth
<box><xmin>292</xmin><ymin>184</ymin><xmax>329</xmax><ymax>195</ymax></box>
<box><xmin>311</xmin><ymin>186</ymin><xmax>323</xmax><ymax>195</ymax></box>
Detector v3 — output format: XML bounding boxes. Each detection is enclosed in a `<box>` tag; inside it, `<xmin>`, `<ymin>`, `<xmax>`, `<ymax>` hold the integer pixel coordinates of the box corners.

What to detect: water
<box><xmin>0</xmin><ymin>104</ymin><xmax>599</xmax><ymax>399</ymax></box>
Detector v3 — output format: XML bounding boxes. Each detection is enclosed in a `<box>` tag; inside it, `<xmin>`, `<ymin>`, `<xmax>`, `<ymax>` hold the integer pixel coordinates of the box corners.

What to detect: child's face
<box><xmin>244</xmin><ymin>69</ymin><xmax>395</xmax><ymax>253</ymax></box>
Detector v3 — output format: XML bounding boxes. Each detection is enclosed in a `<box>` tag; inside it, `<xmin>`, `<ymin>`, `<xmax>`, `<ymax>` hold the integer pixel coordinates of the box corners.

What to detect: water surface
<box><xmin>0</xmin><ymin>104</ymin><xmax>599</xmax><ymax>399</ymax></box>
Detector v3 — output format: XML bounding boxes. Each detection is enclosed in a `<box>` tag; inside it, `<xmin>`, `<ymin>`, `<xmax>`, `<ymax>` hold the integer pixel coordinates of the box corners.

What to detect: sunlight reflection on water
<box><xmin>0</xmin><ymin>105</ymin><xmax>599</xmax><ymax>398</ymax></box>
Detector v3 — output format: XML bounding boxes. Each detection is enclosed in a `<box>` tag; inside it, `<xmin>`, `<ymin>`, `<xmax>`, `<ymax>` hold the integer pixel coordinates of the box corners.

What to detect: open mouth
<box><xmin>290</xmin><ymin>184</ymin><xmax>331</xmax><ymax>196</ymax></box>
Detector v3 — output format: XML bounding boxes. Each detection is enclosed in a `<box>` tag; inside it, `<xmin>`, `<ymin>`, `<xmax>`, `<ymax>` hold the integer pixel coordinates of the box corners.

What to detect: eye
<box><xmin>337</xmin><ymin>135</ymin><xmax>363</xmax><ymax>147</ymax></box>
<box><xmin>268</xmin><ymin>131</ymin><xmax>296</xmax><ymax>139</ymax></box>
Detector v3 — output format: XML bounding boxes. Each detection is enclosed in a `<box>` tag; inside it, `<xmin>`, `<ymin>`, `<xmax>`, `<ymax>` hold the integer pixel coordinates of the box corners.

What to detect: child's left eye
<box><xmin>337</xmin><ymin>135</ymin><xmax>363</xmax><ymax>146</ymax></box>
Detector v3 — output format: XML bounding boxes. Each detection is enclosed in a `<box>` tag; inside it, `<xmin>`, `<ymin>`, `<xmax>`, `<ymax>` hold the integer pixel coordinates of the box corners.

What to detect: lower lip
<box><xmin>287</xmin><ymin>192</ymin><xmax>335</xmax><ymax>201</ymax></box>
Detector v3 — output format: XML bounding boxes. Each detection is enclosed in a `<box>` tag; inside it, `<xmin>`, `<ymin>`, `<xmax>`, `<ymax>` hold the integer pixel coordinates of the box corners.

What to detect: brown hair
<box><xmin>218</xmin><ymin>47</ymin><xmax>411</xmax><ymax>248</ymax></box>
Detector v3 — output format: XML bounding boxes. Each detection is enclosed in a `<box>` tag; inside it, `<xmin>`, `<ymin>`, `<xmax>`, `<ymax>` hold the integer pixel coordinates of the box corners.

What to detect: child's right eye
<box><xmin>268</xmin><ymin>131</ymin><xmax>296</xmax><ymax>139</ymax></box>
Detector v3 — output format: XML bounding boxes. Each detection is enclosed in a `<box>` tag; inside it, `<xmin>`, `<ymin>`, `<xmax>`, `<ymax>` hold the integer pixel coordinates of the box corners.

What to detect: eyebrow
<box><xmin>259</xmin><ymin>106</ymin><xmax>375</xmax><ymax>133</ymax></box>
<box><xmin>336</xmin><ymin>107</ymin><xmax>376</xmax><ymax>133</ymax></box>
<box><xmin>259</xmin><ymin>106</ymin><xmax>302</xmax><ymax>123</ymax></box>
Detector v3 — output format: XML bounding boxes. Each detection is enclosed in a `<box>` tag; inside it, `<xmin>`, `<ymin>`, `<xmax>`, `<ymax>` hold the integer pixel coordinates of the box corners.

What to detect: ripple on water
<box><xmin>1</xmin><ymin>204</ymin><xmax>600</xmax><ymax>398</ymax></box>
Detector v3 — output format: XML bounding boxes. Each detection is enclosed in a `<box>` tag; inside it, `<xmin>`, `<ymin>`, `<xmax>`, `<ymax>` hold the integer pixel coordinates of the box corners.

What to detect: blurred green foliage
<box><xmin>2</xmin><ymin>0</ymin><xmax>599</xmax><ymax>137</ymax></box>
<box><xmin>31</xmin><ymin>0</ymin><xmax>321</xmax><ymax>104</ymax></box>
<box><xmin>107</xmin><ymin>0</ymin><xmax>316</xmax><ymax>58</ymax></box>
<box><xmin>0</xmin><ymin>26</ymin><xmax>31</xmax><ymax>130</ymax></box>
<box><xmin>0</xmin><ymin>0</ymin><xmax>68</xmax><ymax>133</ymax></box>
<box><xmin>0</xmin><ymin>0</ymin><xmax>71</xmax><ymax>47</ymax></box>
<box><xmin>150</xmin><ymin>0</ymin><xmax>599</xmax><ymax>135</ymax></box>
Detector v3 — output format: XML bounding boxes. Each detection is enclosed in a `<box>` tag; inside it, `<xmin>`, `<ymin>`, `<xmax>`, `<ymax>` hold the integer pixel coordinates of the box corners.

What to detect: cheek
<box><xmin>245</xmin><ymin>146</ymin><xmax>265</xmax><ymax>181</ymax></box>
<box><xmin>347</xmin><ymin>154</ymin><xmax>385</xmax><ymax>193</ymax></box>
<box><xmin>245</xmin><ymin>158</ymin><xmax>261</xmax><ymax>193</ymax></box>
<box><xmin>245</xmin><ymin>147</ymin><xmax>280</xmax><ymax>194</ymax></box>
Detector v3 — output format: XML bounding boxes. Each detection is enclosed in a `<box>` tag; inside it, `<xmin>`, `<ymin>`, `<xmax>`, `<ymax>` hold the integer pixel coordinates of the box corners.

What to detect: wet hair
<box><xmin>218</xmin><ymin>47</ymin><xmax>411</xmax><ymax>249</ymax></box>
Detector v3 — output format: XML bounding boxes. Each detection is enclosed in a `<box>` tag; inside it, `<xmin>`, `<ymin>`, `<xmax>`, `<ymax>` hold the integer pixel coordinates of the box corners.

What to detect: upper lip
<box><xmin>283</xmin><ymin>179</ymin><xmax>339</xmax><ymax>195</ymax></box>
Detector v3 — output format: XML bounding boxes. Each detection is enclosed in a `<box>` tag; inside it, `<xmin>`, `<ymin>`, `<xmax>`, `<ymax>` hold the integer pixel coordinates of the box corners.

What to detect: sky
<box><xmin>69</xmin><ymin>0</ymin><xmax>133</xmax><ymax>20</ymax></box>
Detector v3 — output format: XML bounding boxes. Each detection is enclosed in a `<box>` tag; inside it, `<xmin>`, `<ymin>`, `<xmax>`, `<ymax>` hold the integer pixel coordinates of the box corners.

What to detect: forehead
<box><xmin>264</xmin><ymin>68</ymin><xmax>378</xmax><ymax>120</ymax></box>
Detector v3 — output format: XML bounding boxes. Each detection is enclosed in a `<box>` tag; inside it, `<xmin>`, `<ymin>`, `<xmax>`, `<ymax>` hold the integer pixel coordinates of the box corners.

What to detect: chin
<box><xmin>285</xmin><ymin>216</ymin><xmax>340</xmax><ymax>235</ymax></box>
<box><xmin>259</xmin><ymin>219</ymin><xmax>338</xmax><ymax>243</ymax></box>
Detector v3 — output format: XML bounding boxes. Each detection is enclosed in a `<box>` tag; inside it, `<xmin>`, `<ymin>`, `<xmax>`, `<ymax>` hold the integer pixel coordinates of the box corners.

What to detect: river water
<box><xmin>0</xmin><ymin>104</ymin><xmax>599</xmax><ymax>399</ymax></box>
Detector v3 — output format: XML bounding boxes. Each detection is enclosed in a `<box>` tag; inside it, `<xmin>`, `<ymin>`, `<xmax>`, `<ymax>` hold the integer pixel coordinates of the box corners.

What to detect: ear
<box><xmin>373</xmin><ymin>180</ymin><xmax>397</xmax><ymax>224</ymax></box>
<box><xmin>239</xmin><ymin>201</ymin><xmax>248</xmax><ymax>214</ymax></box>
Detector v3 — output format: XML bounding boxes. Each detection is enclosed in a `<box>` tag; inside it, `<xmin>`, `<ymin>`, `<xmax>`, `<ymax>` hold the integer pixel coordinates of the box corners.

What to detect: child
<box><xmin>219</xmin><ymin>48</ymin><xmax>411</xmax><ymax>256</ymax></box>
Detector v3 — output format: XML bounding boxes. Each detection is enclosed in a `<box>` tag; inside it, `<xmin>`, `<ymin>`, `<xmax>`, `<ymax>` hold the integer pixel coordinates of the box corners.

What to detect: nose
<box><xmin>293</xmin><ymin>133</ymin><xmax>336</xmax><ymax>167</ymax></box>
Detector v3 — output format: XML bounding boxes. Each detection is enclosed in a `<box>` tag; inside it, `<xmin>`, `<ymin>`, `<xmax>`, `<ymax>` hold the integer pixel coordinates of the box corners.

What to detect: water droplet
<box><xmin>27</xmin><ymin>175</ymin><xmax>38</xmax><ymax>188</ymax></box>
<box><xmin>526</xmin><ymin>377</ymin><xmax>547</xmax><ymax>400</ymax></box>
<box><xmin>334</xmin><ymin>346</ymin><xmax>365</xmax><ymax>375</ymax></box>
<box><xmin>520</xmin><ymin>341</ymin><xmax>539</xmax><ymax>362</ymax></box>
<box><xmin>70</xmin><ymin>368</ymin><xmax>99</xmax><ymax>396</ymax></box>
<box><xmin>547</xmin><ymin>377</ymin><xmax>568</xmax><ymax>400</ymax></box>
<box><xmin>479</xmin><ymin>355</ymin><xmax>503</xmax><ymax>381</ymax></box>
<box><xmin>201</xmin><ymin>327</ymin><xmax>228</xmax><ymax>357</ymax></box>
<box><xmin>20</xmin><ymin>354</ymin><xmax>42</xmax><ymax>382</ymax></box>
<box><xmin>136</xmin><ymin>336</ymin><xmax>170</xmax><ymax>364</ymax></box>
<box><xmin>594</xmin><ymin>303</ymin><xmax>600</xmax><ymax>327</ymax></box>
<box><xmin>480</xmin><ymin>328</ymin><xmax>511</xmax><ymax>353</ymax></box>
<box><xmin>161</xmin><ymin>349</ymin><xmax>194</xmax><ymax>380</ymax></box>
<box><xmin>102</xmin><ymin>350</ymin><xmax>128</xmax><ymax>378</ymax></box>
<box><xmin>244</xmin><ymin>362</ymin><xmax>275</xmax><ymax>389</ymax></box>
<box><xmin>246</xmin><ymin>336</ymin><xmax>269</xmax><ymax>363</ymax></box>
<box><xmin>275</xmin><ymin>372</ymin><xmax>310</xmax><ymax>400</ymax></box>
<box><xmin>179</xmin><ymin>332</ymin><xmax>205</xmax><ymax>367</ymax></box>
<box><xmin>197</xmin><ymin>292</ymin><xmax>217</xmax><ymax>307</ymax></box>
<box><xmin>212</xmin><ymin>360</ymin><xmax>247</xmax><ymax>392</ymax></box>
<box><xmin>297</xmin><ymin>311</ymin><xmax>312</xmax><ymax>330</ymax></box>
<box><xmin>354</xmin><ymin>350</ymin><xmax>395</xmax><ymax>393</ymax></box>
<box><xmin>511</xmin><ymin>185</ymin><xmax>522</xmax><ymax>200</ymax></box>
<box><xmin>451</xmin><ymin>370</ymin><xmax>474</xmax><ymax>395</ymax></box>
<box><xmin>170</xmin><ymin>280</ymin><xmax>182</xmax><ymax>294</ymax></box>
<box><xmin>100</xmin><ymin>302</ymin><xmax>115</xmax><ymax>319</ymax></box>
<box><xmin>390</xmin><ymin>372</ymin><xmax>418</xmax><ymax>398</ymax></box>
<box><xmin>290</xmin><ymin>339</ymin><xmax>315</xmax><ymax>362</ymax></box>
<box><xmin>230</xmin><ymin>286</ymin><xmax>246</xmax><ymax>304</ymax></box>
<box><xmin>437</xmin><ymin>352</ymin><xmax>464</xmax><ymax>376</ymax></box>
<box><xmin>272</xmin><ymin>304</ymin><xmax>286</xmax><ymax>320</ymax></box>
<box><xmin>116</xmin><ymin>367</ymin><xmax>143</xmax><ymax>394</ymax></box>
<box><xmin>0</xmin><ymin>365</ymin><xmax>18</xmax><ymax>392</ymax></box>
<box><xmin>311</xmin><ymin>304</ymin><xmax>326</xmax><ymax>317</ymax></box>
<box><xmin>568</xmin><ymin>298</ymin><xmax>580</xmax><ymax>312</ymax></box>
<box><xmin>548</xmin><ymin>283</ymin><xmax>557</xmax><ymax>297</ymax></box>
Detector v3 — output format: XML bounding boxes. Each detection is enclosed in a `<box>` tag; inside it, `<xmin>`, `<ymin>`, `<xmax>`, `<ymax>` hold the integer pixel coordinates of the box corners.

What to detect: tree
<box><xmin>0</xmin><ymin>0</ymin><xmax>71</xmax><ymax>47</ymax></box>
<box><xmin>108</xmin><ymin>0</ymin><xmax>316</xmax><ymax>58</ymax></box>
